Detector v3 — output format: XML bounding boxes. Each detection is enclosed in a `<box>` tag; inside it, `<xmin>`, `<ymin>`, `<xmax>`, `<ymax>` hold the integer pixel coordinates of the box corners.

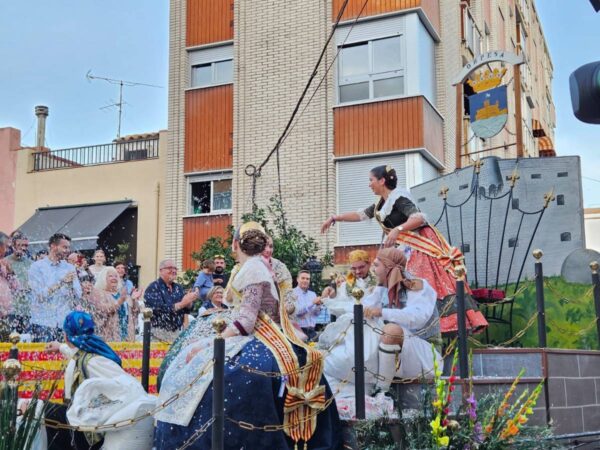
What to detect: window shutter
<box><xmin>337</xmin><ymin>154</ymin><xmax>407</xmax><ymax>246</ymax></box>
<box><xmin>189</xmin><ymin>44</ymin><xmax>233</xmax><ymax>66</ymax></box>
<box><xmin>335</xmin><ymin>14</ymin><xmax>406</xmax><ymax>46</ymax></box>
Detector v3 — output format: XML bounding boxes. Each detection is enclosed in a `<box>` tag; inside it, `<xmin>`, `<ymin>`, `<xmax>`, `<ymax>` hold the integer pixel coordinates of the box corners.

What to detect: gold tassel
<box><xmin>304</xmin><ymin>442</ymin><xmax>308</xmax><ymax>450</ymax></box>
<box><xmin>294</xmin><ymin>443</ymin><xmax>298</xmax><ymax>450</ymax></box>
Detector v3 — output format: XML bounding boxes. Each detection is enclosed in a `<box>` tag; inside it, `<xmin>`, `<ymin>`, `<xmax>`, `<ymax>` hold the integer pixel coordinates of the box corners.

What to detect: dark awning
<box><xmin>19</xmin><ymin>201</ymin><xmax>132</xmax><ymax>253</ymax></box>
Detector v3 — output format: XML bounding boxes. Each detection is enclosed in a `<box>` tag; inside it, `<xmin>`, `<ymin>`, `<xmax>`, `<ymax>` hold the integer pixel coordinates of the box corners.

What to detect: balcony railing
<box><xmin>31</xmin><ymin>138</ymin><xmax>159</xmax><ymax>172</ymax></box>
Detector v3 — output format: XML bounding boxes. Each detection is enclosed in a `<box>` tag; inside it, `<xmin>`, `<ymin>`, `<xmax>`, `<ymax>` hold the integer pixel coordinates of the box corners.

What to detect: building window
<box><xmin>189</xmin><ymin>176</ymin><xmax>232</xmax><ymax>215</ymax></box>
<box><xmin>512</xmin><ymin>198</ymin><xmax>520</xmax><ymax>210</ymax></box>
<box><xmin>557</xmin><ymin>172</ymin><xmax>568</xmax><ymax>178</ymax></box>
<box><xmin>188</xmin><ymin>44</ymin><xmax>233</xmax><ymax>89</ymax></box>
<box><xmin>560</xmin><ymin>232</ymin><xmax>571</xmax><ymax>242</ymax></box>
<box><xmin>508</xmin><ymin>238</ymin><xmax>519</xmax><ymax>248</ymax></box>
<box><xmin>556</xmin><ymin>194</ymin><xmax>565</xmax><ymax>206</ymax></box>
<box><xmin>338</xmin><ymin>35</ymin><xmax>405</xmax><ymax>103</ymax></box>
<box><xmin>464</xmin><ymin>9</ymin><xmax>482</xmax><ymax>56</ymax></box>
<box><xmin>191</xmin><ymin>59</ymin><xmax>233</xmax><ymax>88</ymax></box>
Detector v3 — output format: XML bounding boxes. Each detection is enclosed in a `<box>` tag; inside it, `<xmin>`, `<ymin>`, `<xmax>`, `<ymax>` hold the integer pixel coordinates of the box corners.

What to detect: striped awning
<box><xmin>532</xmin><ymin>118</ymin><xmax>546</xmax><ymax>137</ymax></box>
<box><xmin>538</xmin><ymin>135</ymin><xmax>556</xmax><ymax>157</ymax></box>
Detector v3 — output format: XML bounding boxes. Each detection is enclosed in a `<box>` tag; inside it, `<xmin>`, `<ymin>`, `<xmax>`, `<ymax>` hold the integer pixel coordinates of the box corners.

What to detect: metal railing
<box><xmin>31</xmin><ymin>138</ymin><xmax>159</xmax><ymax>171</ymax></box>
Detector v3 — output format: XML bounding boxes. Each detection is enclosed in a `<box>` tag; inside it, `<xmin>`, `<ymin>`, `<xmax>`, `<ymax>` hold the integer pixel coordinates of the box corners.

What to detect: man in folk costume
<box><xmin>363</xmin><ymin>248</ymin><xmax>443</xmax><ymax>394</ymax></box>
<box><xmin>319</xmin><ymin>247</ymin><xmax>442</xmax><ymax>415</ymax></box>
<box><xmin>321</xmin><ymin>249</ymin><xmax>377</xmax><ymax>318</ymax></box>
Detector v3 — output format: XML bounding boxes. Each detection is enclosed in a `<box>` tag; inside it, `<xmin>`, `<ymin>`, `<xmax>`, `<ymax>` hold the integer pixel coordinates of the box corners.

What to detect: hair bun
<box><xmin>239</xmin><ymin>229</ymin><xmax>268</xmax><ymax>256</ymax></box>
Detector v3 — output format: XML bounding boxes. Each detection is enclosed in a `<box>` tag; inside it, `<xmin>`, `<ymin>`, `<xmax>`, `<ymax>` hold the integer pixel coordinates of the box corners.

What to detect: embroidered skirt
<box><xmin>404</xmin><ymin>226</ymin><xmax>488</xmax><ymax>336</ymax></box>
<box><xmin>154</xmin><ymin>338</ymin><xmax>342</xmax><ymax>450</ymax></box>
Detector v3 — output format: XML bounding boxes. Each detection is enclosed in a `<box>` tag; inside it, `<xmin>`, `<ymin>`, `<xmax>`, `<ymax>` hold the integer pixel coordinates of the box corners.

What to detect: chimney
<box><xmin>35</xmin><ymin>105</ymin><xmax>49</xmax><ymax>149</ymax></box>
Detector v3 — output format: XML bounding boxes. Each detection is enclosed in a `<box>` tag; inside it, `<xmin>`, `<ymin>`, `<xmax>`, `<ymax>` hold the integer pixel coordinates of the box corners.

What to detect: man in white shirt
<box><xmin>293</xmin><ymin>270</ymin><xmax>322</xmax><ymax>341</ymax></box>
<box><xmin>321</xmin><ymin>249</ymin><xmax>377</xmax><ymax>317</ymax></box>
<box><xmin>28</xmin><ymin>233</ymin><xmax>82</xmax><ymax>342</ymax></box>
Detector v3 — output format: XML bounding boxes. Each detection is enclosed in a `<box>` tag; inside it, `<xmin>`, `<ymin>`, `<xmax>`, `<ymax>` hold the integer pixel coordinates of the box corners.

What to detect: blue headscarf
<box><xmin>63</xmin><ymin>311</ymin><xmax>122</xmax><ymax>366</ymax></box>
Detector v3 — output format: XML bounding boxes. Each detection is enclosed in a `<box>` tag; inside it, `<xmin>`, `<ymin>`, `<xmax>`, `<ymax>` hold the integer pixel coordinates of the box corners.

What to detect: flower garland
<box><xmin>345</xmin><ymin>272</ymin><xmax>377</xmax><ymax>297</ymax></box>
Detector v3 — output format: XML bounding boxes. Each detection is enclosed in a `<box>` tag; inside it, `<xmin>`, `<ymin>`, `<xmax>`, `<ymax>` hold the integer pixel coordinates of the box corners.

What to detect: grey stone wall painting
<box><xmin>410</xmin><ymin>156</ymin><xmax>585</xmax><ymax>291</ymax></box>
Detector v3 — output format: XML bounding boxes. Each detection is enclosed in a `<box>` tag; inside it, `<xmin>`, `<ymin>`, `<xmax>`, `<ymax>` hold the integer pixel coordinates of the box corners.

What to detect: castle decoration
<box><xmin>468</xmin><ymin>69</ymin><xmax>508</xmax><ymax>139</ymax></box>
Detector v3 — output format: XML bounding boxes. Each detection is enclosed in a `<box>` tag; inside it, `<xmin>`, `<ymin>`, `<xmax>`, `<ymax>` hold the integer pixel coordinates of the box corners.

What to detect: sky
<box><xmin>0</xmin><ymin>1</ymin><xmax>169</xmax><ymax>148</ymax></box>
<box><xmin>535</xmin><ymin>0</ymin><xmax>600</xmax><ymax>207</ymax></box>
<box><xmin>1</xmin><ymin>1</ymin><xmax>599</xmax><ymax>206</ymax></box>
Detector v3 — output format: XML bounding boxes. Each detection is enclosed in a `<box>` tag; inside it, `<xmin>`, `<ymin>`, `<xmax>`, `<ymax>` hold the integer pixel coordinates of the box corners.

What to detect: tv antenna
<box><xmin>86</xmin><ymin>70</ymin><xmax>163</xmax><ymax>138</ymax></box>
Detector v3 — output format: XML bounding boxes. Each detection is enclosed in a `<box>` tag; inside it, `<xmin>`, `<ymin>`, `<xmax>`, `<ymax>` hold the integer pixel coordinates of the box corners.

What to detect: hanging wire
<box><xmin>276</xmin><ymin>0</ymin><xmax>371</xmax><ymax>150</ymax></box>
<box><xmin>246</xmin><ymin>0</ymin><xmax>353</xmax><ymax>209</ymax></box>
<box><xmin>246</xmin><ymin>0</ymin><xmax>371</xmax><ymax>216</ymax></box>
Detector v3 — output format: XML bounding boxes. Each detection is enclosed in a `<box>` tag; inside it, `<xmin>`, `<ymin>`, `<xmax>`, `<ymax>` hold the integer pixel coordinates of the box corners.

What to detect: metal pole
<box><xmin>212</xmin><ymin>319</ymin><xmax>226</xmax><ymax>450</ymax></box>
<box><xmin>352</xmin><ymin>287</ymin><xmax>366</xmax><ymax>420</ymax></box>
<box><xmin>141</xmin><ymin>308</ymin><xmax>153</xmax><ymax>392</ymax></box>
<box><xmin>455</xmin><ymin>266</ymin><xmax>469</xmax><ymax>379</ymax></box>
<box><xmin>533</xmin><ymin>250</ymin><xmax>547</xmax><ymax>348</ymax></box>
<box><xmin>590</xmin><ymin>261</ymin><xmax>600</xmax><ymax>347</ymax></box>
<box><xmin>514</xmin><ymin>22</ymin><xmax>524</xmax><ymax>158</ymax></box>
<box><xmin>8</xmin><ymin>332</ymin><xmax>20</xmax><ymax>360</ymax></box>
<box><xmin>3</xmin><ymin>359</ymin><xmax>22</xmax><ymax>438</ymax></box>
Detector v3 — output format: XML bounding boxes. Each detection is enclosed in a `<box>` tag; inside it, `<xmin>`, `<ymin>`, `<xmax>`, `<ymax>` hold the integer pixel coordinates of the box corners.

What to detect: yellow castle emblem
<box><xmin>475</xmin><ymin>99</ymin><xmax>508</xmax><ymax>121</ymax></box>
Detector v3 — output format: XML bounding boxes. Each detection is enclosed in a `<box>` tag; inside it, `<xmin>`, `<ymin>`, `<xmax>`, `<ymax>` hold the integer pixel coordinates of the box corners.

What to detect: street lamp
<box><xmin>303</xmin><ymin>256</ymin><xmax>323</xmax><ymax>293</ymax></box>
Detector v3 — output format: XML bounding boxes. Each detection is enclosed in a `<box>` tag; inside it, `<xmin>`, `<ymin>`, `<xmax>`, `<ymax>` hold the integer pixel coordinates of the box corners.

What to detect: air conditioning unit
<box><xmin>124</xmin><ymin>148</ymin><xmax>148</xmax><ymax>161</ymax></box>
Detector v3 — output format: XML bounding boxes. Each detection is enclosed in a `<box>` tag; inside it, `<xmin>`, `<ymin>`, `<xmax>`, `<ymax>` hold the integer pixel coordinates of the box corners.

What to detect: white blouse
<box><xmin>381</xmin><ymin>280</ymin><xmax>437</xmax><ymax>332</ymax></box>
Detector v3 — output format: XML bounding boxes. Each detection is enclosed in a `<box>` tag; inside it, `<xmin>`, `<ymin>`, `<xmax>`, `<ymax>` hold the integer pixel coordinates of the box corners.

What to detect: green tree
<box><xmin>188</xmin><ymin>196</ymin><xmax>332</xmax><ymax>285</ymax></box>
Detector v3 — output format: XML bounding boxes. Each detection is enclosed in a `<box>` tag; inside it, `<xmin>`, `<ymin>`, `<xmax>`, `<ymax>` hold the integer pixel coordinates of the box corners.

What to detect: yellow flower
<box><xmin>432</xmin><ymin>400</ymin><xmax>442</xmax><ymax>409</ymax></box>
<box><xmin>346</xmin><ymin>272</ymin><xmax>356</xmax><ymax>286</ymax></box>
<box><xmin>438</xmin><ymin>436</ymin><xmax>450</xmax><ymax>446</ymax></box>
<box><xmin>430</xmin><ymin>417</ymin><xmax>442</xmax><ymax>432</ymax></box>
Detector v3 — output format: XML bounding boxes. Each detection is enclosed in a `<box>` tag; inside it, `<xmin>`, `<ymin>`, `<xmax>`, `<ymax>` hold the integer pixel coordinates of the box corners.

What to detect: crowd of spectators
<box><xmin>0</xmin><ymin>229</ymin><xmax>333</xmax><ymax>344</ymax></box>
<box><xmin>0</xmin><ymin>232</ymin><xmax>144</xmax><ymax>343</ymax></box>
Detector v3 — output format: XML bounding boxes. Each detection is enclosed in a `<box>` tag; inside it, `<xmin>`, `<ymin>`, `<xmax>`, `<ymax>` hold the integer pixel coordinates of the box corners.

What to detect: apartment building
<box><xmin>165</xmin><ymin>0</ymin><xmax>556</xmax><ymax>267</ymax></box>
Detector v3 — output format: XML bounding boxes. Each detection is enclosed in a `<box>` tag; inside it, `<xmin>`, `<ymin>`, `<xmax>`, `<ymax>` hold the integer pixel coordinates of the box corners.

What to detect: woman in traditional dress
<box><xmin>89</xmin><ymin>266</ymin><xmax>142</xmax><ymax>341</ymax></box>
<box><xmin>321</xmin><ymin>165</ymin><xmax>487</xmax><ymax>336</ymax></box>
<box><xmin>44</xmin><ymin>311</ymin><xmax>156</xmax><ymax>450</ymax></box>
<box><xmin>319</xmin><ymin>247</ymin><xmax>442</xmax><ymax>418</ymax></box>
<box><xmin>154</xmin><ymin>228</ymin><xmax>341</xmax><ymax>450</ymax></box>
<box><xmin>156</xmin><ymin>222</ymin><xmax>302</xmax><ymax>389</ymax></box>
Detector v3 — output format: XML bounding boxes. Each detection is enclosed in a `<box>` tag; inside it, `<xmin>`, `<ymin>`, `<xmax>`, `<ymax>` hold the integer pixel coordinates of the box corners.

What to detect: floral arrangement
<box><xmin>355</xmin><ymin>348</ymin><xmax>563</xmax><ymax>450</ymax></box>
<box><xmin>429</xmin><ymin>349</ymin><xmax>459</xmax><ymax>448</ymax></box>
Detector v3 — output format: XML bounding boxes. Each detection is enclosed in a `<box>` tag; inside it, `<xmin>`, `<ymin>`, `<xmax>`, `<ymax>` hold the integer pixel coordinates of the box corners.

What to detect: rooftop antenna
<box><xmin>86</xmin><ymin>70</ymin><xmax>163</xmax><ymax>138</ymax></box>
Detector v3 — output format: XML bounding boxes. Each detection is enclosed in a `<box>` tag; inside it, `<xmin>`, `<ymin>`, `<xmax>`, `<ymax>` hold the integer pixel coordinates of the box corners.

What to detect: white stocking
<box><xmin>374</xmin><ymin>343</ymin><xmax>402</xmax><ymax>393</ymax></box>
